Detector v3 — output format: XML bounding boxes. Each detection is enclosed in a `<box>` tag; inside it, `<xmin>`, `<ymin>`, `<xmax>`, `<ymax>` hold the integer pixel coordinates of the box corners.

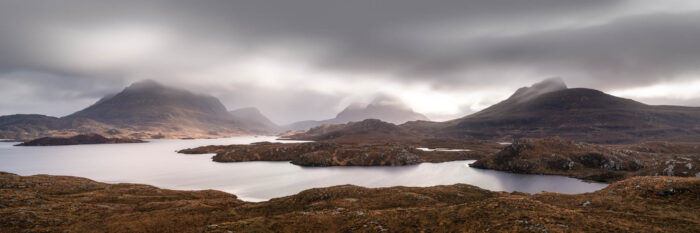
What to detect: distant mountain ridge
<box><xmin>229</xmin><ymin>107</ymin><xmax>282</xmax><ymax>133</ymax></box>
<box><xmin>287</xmin><ymin>78</ymin><xmax>700</xmax><ymax>144</ymax></box>
<box><xmin>286</xmin><ymin>99</ymin><xmax>429</xmax><ymax>131</ymax></box>
<box><xmin>286</xmin><ymin>119</ymin><xmax>421</xmax><ymax>143</ymax></box>
<box><xmin>0</xmin><ymin>80</ymin><xmax>278</xmax><ymax>139</ymax></box>
<box><xmin>406</xmin><ymin>78</ymin><xmax>700</xmax><ymax>143</ymax></box>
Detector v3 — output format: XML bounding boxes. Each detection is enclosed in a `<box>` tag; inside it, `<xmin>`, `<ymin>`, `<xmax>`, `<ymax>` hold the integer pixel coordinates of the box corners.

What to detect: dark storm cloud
<box><xmin>403</xmin><ymin>11</ymin><xmax>700</xmax><ymax>89</ymax></box>
<box><xmin>0</xmin><ymin>0</ymin><xmax>698</xmax><ymax>121</ymax></box>
<box><xmin>0</xmin><ymin>0</ymin><xmax>620</xmax><ymax>73</ymax></box>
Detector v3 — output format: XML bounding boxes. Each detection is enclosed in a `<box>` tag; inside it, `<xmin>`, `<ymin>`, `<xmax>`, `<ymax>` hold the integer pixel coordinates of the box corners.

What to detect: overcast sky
<box><xmin>1</xmin><ymin>0</ymin><xmax>699</xmax><ymax>124</ymax></box>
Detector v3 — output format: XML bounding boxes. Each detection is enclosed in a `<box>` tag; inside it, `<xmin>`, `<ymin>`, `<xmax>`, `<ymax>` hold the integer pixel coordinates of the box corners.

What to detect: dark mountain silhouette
<box><xmin>229</xmin><ymin>107</ymin><xmax>282</xmax><ymax>133</ymax></box>
<box><xmin>286</xmin><ymin>99</ymin><xmax>429</xmax><ymax>131</ymax></box>
<box><xmin>407</xmin><ymin>78</ymin><xmax>700</xmax><ymax>143</ymax></box>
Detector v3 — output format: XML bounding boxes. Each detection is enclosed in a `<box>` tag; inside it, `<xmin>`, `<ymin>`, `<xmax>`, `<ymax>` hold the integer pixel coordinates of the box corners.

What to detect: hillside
<box><xmin>65</xmin><ymin>80</ymin><xmax>249</xmax><ymax>134</ymax></box>
<box><xmin>286</xmin><ymin>99</ymin><xmax>429</xmax><ymax>131</ymax></box>
<box><xmin>229</xmin><ymin>107</ymin><xmax>282</xmax><ymax>133</ymax></box>
<box><xmin>0</xmin><ymin>114</ymin><xmax>115</xmax><ymax>140</ymax></box>
<box><xmin>286</xmin><ymin>119</ymin><xmax>423</xmax><ymax>143</ymax></box>
<box><xmin>411</xmin><ymin>78</ymin><xmax>700</xmax><ymax>143</ymax></box>
<box><xmin>0</xmin><ymin>80</ymin><xmax>277</xmax><ymax>140</ymax></box>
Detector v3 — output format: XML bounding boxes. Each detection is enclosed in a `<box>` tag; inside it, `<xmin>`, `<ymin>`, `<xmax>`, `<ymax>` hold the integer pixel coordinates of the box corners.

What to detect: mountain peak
<box><xmin>509</xmin><ymin>78</ymin><xmax>568</xmax><ymax>102</ymax></box>
<box><xmin>67</xmin><ymin>79</ymin><xmax>235</xmax><ymax>131</ymax></box>
<box><xmin>287</xmin><ymin>98</ymin><xmax>429</xmax><ymax>131</ymax></box>
<box><xmin>335</xmin><ymin>98</ymin><xmax>428</xmax><ymax>123</ymax></box>
<box><xmin>125</xmin><ymin>79</ymin><xmax>163</xmax><ymax>90</ymax></box>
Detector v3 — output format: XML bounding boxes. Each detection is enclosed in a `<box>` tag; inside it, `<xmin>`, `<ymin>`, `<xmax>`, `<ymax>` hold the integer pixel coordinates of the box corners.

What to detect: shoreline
<box><xmin>1</xmin><ymin>171</ymin><xmax>697</xmax><ymax>232</ymax></box>
<box><xmin>0</xmin><ymin>161</ymin><xmax>611</xmax><ymax>202</ymax></box>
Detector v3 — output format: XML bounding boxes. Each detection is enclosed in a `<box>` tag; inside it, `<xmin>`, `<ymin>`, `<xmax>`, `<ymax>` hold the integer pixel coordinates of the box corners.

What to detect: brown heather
<box><xmin>0</xmin><ymin>172</ymin><xmax>698</xmax><ymax>232</ymax></box>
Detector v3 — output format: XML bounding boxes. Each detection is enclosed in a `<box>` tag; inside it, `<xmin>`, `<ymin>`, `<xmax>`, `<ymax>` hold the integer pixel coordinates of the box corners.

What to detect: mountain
<box><xmin>0</xmin><ymin>114</ymin><xmax>116</xmax><ymax>140</ymax></box>
<box><xmin>286</xmin><ymin>99</ymin><xmax>429</xmax><ymax>131</ymax></box>
<box><xmin>0</xmin><ymin>114</ymin><xmax>61</xmax><ymax>139</ymax></box>
<box><xmin>229</xmin><ymin>107</ymin><xmax>282</xmax><ymax>133</ymax></box>
<box><xmin>0</xmin><ymin>80</ymin><xmax>276</xmax><ymax>140</ymax></box>
<box><xmin>286</xmin><ymin>119</ymin><xmax>422</xmax><ymax>143</ymax></box>
<box><xmin>64</xmin><ymin>80</ymin><xmax>255</xmax><ymax>136</ymax></box>
<box><xmin>410</xmin><ymin>78</ymin><xmax>700</xmax><ymax>143</ymax></box>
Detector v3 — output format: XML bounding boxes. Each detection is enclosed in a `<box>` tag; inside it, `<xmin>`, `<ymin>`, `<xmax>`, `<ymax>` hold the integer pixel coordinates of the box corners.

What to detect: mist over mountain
<box><xmin>229</xmin><ymin>107</ymin><xmax>282</xmax><ymax>133</ymax></box>
<box><xmin>67</xmin><ymin>80</ymin><xmax>236</xmax><ymax>128</ymax></box>
<box><xmin>0</xmin><ymin>80</ymin><xmax>279</xmax><ymax>139</ymax></box>
<box><xmin>507</xmin><ymin>77</ymin><xmax>568</xmax><ymax>103</ymax></box>
<box><xmin>404</xmin><ymin>79</ymin><xmax>700</xmax><ymax>143</ymax></box>
<box><xmin>287</xmin><ymin>119</ymin><xmax>421</xmax><ymax>143</ymax></box>
<box><xmin>285</xmin><ymin>98</ymin><xmax>429</xmax><ymax>131</ymax></box>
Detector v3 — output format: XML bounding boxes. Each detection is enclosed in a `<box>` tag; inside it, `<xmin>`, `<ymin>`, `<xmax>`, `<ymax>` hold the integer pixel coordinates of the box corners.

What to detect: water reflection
<box><xmin>0</xmin><ymin>136</ymin><xmax>607</xmax><ymax>202</ymax></box>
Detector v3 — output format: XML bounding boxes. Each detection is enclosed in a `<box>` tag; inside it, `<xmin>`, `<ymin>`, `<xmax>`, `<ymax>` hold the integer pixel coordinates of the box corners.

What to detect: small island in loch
<box><xmin>15</xmin><ymin>134</ymin><xmax>145</xmax><ymax>146</ymax></box>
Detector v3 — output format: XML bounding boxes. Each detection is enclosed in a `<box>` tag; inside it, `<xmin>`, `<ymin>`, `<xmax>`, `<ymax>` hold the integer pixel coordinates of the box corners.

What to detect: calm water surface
<box><xmin>0</xmin><ymin>136</ymin><xmax>607</xmax><ymax>201</ymax></box>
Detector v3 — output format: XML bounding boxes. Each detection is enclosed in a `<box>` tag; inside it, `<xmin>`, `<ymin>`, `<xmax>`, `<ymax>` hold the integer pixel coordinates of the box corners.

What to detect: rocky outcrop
<box><xmin>15</xmin><ymin>134</ymin><xmax>145</xmax><ymax>146</ymax></box>
<box><xmin>1</xmin><ymin>172</ymin><xmax>698</xmax><ymax>233</ymax></box>
<box><xmin>286</xmin><ymin>119</ymin><xmax>424</xmax><ymax>143</ymax></box>
<box><xmin>470</xmin><ymin>137</ymin><xmax>700</xmax><ymax>182</ymax></box>
<box><xmin>179</xmin><ymin>140</ymin><xmax>494</xmax><ymax>166</ymax></box>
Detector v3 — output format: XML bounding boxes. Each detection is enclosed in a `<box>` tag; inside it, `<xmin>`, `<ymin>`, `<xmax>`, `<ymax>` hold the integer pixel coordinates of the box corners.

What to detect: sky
<box><xmin>1</xmin><ymin>0</ymin><xmax>699</xmax><ymax>124</ymax></box>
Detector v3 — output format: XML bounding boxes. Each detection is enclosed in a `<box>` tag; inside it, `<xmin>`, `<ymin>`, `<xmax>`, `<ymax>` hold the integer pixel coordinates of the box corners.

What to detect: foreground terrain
<box><xmin>0</xmin><ymin>172</ymin><xmax>698</xmax><ymax>232</ymax></box>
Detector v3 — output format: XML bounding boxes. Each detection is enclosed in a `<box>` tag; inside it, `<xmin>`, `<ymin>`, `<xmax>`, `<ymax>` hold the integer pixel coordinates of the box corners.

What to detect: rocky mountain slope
<box><xmin>65</xmin><ymin>80</ymin><xmax>252</xmax><ymax>136</ymax></box>
<box><xmin>286</xmin><ymin>99</ymin><xmax>429</xmax><ymax>131</ymax></box>
<box><xmin>228</xmin><ymin>107</ymin><xmax>282</xmax><ymax>133</ymax></box>
<box><xmin>0</xmin><ymin>80</ymin><xmax>278</xmax><ymax>139</ymax></box>
<box><xmin>406</xmin><ymin>78</ymin><xmax>700</xmax><ymax>143</ymax></box>
<box><xmin>1</xmin><ymin>172</ymin><xmax>698</xmax><ymax>232</ymax></box>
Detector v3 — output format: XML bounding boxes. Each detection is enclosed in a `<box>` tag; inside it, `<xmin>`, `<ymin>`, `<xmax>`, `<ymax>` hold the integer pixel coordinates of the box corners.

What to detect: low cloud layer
<box><xmin>1</xmin><ymin>0</ymin><xmax>699</xmax><ymax>124</ymax></box>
